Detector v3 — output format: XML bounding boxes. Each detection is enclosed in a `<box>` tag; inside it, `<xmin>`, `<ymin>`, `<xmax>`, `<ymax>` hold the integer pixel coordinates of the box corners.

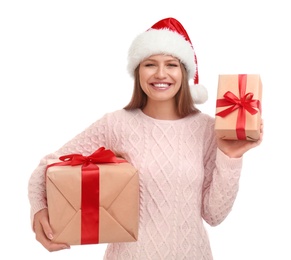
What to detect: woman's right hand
<box><xmin>33</xmin><ymin>208</ymin><xmax>70</xmax><ymax>252</ymax></box>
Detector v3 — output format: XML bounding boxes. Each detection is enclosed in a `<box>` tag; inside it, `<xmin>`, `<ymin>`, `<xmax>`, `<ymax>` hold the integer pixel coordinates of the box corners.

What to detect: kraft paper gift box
<box><xmin>46</xmin><ymin>147</ymin><xmax>139</xmax><ymax>245</ymax></box>
<box><xmin>215</xmin><ymin>74</ymin><xmax>262</xmax><ymax>141</ymax></box>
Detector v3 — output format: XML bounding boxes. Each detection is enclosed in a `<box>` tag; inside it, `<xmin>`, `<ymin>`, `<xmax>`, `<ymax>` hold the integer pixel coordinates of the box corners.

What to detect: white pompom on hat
<box><xmin>127</xmin><ymin>17</ymin><xmax>208</xmax><ymax>104</ymax></box>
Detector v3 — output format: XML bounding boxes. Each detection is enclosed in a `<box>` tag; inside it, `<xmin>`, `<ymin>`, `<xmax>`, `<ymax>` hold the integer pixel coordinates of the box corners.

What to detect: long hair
<box><xmin>124</xmin><ymin>63</ymin><xmax>200</xmax><ymax>118</ymax></box>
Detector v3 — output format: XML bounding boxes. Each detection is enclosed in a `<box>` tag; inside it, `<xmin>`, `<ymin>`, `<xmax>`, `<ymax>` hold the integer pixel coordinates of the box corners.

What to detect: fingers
<box><xmin>35</xmin><ymin>225</ymin><xmax>70</xmax><ymax>252</ymax></box>
<box><xmin>256</xmin><ymin>118</ymin><xmax>264</xmax><ymax>145</ymax></box>
<box><xmin>34</xmin><ymin>208</ymin><xmax>70</xmax><ymax>252</ymax></box>
<box><xmin>40</xmin><ymin>216</ymin><xmax>54</xmax><ymax>240</ymax></box>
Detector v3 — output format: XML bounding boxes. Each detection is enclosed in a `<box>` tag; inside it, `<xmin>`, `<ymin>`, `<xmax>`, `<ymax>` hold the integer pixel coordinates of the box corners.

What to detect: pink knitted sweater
<box><xmin>28</xmin><ymin>109</ymin><xmax>242</xmax><ymax>260</ymax></box>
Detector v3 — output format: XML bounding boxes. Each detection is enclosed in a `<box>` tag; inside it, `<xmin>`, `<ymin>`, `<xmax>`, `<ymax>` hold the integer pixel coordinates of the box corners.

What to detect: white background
<box><xmin>1</xmin><ymin>0</ymin><xmax>290</xmax><ymax>259</ymax></box>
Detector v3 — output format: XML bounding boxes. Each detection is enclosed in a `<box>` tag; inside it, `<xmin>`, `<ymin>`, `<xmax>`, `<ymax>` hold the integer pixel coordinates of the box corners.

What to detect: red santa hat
<box><xmin>127</xmin><ymin>17</ymin><xmax>208</xmax><ymax>104</ymax></box>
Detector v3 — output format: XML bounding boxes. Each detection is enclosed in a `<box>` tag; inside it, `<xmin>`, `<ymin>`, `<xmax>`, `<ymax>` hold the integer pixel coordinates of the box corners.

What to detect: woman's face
<box><xmin>139</xmin><ymin>54</ymin><xmax>182</xmax><ymax>104</ymax></box>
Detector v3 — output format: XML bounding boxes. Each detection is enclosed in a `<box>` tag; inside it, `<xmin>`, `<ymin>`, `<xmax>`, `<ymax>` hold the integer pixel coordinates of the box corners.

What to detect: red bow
<box><xmin>57</xmin><ymin>147</ymin><xmax>125</xmax><ymax>166</ymax></box>
<box><xmin>47</xmin><ymin>147</ymin><xmax>125</xmax><ymax>244</ymax></box>
<box><xmin>216</xmin><ymin>74</ymin><xmax>261</xmax><ymax>140</ymax></box>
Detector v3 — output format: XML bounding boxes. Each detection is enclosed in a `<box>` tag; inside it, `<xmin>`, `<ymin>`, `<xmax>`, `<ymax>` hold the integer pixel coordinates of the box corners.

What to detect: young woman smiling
<box><xmin>28</xmin><ymin>17</ymin><xmax>263</xmax><ymax>260</ymax></box>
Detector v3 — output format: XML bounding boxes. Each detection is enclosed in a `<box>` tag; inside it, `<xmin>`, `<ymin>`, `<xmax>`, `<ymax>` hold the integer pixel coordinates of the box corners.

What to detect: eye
<box><xmin>168</xmin><ymin>63</ymin><xmax>179</xmax><ymax>67</ymax></box>
<box><xmin>166</xmin><ymin>62</ymin><xmax>180</xmax><ymax>68</ymax></box>
<box><xmin>144</xmin><ymin>63</ymin><xmax>155</xmax><ymax>67</ymax></box>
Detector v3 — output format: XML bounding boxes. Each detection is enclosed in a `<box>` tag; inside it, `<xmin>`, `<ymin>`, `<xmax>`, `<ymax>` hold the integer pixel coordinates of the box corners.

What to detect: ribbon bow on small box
<box><xmin>215</xmin><ymin>74</ymin><xmax>262</xmax><ymax>141</ymax></box>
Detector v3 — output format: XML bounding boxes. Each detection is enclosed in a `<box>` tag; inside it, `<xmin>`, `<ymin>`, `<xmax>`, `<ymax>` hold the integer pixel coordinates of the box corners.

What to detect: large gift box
<box><xmin>46</xmin><ymin>147</ymin><xmax>139</xmax><ymax>245</ymax></box>
<box><xmin>215</xmin><ymin>74</ymin><xmax>262</xmax><ymax>141</ymax></box>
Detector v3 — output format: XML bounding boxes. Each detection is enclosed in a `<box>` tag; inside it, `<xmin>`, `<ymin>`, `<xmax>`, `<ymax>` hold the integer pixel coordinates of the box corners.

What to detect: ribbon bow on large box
<box><xmin>46</xmin><ymin>147</ymin><xmax>139</xmax><ymax>245</ymax></box>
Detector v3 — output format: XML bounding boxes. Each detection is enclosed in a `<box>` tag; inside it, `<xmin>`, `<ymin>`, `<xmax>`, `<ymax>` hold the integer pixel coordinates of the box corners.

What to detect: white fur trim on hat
<box><xmin>127</xmin><ymin>28</ymin><xmax>196</xmax><ymax>80</ymax></box>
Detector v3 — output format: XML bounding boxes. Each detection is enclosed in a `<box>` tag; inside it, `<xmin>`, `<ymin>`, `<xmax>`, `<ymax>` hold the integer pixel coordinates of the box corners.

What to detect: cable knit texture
<box><xmin>28</xmin><ymin>109</ymin><xmax>242</xmax><ymax>260</ymax></box>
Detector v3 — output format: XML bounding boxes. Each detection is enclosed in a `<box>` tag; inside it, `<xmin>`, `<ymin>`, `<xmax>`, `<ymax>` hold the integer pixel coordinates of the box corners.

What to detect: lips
<box><xmin>151</xmin><ymin>83</ymin><xmax>171</xmax><ymax>89</ymax></box>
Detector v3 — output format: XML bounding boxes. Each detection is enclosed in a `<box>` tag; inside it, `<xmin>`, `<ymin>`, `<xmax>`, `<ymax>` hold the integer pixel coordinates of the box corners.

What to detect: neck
<box><xmin>142</xmin><ymin>100</ymin><xmax>180</xmax><ymax>120</ymax></box>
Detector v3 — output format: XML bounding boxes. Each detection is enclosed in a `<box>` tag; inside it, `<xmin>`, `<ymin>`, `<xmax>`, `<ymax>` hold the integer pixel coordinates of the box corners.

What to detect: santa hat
<box><xmin>127</xmin><ymin>17</ymin><xmax>208</xmax><ymax>104</ymax></box>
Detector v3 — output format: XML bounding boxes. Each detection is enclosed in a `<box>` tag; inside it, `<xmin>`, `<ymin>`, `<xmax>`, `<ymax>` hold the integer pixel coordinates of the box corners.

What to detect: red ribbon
<box><xmin>47</xmin><ymin>147</ymin><xmax>125</xmax><ymax>244</ymax></box>
<box><xmin>216</xmin><ymin>74</ymin><xmax>261</xmax><ymax>140</ymax></box>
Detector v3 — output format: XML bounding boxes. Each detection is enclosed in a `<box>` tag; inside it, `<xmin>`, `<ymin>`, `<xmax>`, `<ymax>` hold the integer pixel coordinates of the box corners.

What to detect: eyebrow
<box><xmin>143</xmin><ymin>57</ymin><xmax>180</xmax><ymax>63</ymax></box>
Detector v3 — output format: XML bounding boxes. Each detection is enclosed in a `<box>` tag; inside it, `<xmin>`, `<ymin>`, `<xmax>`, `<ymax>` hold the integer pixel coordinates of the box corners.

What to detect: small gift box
<box><xmin>215</xmin><ymin>74</ymin><xmax>262</xmax><ymax>141</ymax></box>
<box><xmin>46</xmin><ymin>147</ymin><xmax>139</xmax><ymax>245</ymax></box>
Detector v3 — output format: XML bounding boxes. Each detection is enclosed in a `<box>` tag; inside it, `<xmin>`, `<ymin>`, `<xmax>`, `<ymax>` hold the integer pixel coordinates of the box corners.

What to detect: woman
<box><xmin>28</xmin><ymin>17</ymin><xmax>263</xmax><ymax>259</ymax></box>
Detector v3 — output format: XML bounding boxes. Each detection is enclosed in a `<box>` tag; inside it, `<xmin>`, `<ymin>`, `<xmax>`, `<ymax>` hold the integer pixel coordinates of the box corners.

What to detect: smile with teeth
<box><xmin>152</xmin><ymin>83</ymin><xmax>171</xmax><ymax>89</ymax></box>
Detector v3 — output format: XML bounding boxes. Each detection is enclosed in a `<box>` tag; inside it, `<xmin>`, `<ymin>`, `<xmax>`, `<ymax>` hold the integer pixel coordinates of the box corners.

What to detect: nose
<box><xmin>154</xmin><ymin>65</ymin><xmax>167</xmax><ymax>78</ymax></box>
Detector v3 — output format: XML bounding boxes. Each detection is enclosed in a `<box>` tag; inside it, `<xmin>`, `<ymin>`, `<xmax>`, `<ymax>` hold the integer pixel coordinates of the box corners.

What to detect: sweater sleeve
<box><xmin>201</xmin><ymin>119</ymin><xmax>243</xmax><ymax>226</ymax></box>
<box><xmin>27</xmin><ymin>112</ymin><xmax>115</xmax><ymax>229</ymax></box>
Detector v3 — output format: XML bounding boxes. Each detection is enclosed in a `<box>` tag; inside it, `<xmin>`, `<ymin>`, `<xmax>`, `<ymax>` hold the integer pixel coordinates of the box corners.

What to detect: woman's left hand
<box><xmin>217</xmin><ymin>119</ymin><xmax>264</xmax><ymax>158</ymax></box>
